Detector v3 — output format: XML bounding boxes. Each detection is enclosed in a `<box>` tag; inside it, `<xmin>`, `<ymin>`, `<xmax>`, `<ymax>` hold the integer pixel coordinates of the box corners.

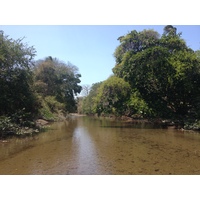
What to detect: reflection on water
<box><xmin>1</xmin><ymin>116</ymin><xmax>200</xmax><ymax>175</ymax></box>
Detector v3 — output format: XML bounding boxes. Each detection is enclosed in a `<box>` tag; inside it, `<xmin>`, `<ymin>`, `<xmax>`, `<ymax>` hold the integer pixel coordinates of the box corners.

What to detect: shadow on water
<box><xmin>99</xmin><ymin>124</ymin><xmax>162</xmax><ymax>129</ymax></box>
<box><xmin>96</xmin><ymin>118</ymin><xmax>163</xmax><ymax>129</ymax></box>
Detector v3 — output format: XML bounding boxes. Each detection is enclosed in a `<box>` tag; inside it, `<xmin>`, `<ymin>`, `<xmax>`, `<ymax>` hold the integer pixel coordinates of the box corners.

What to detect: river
<box><xmin>0</xmin><ymin>116</ymin><xmax>200</xmax><ymax>175</ymax></box>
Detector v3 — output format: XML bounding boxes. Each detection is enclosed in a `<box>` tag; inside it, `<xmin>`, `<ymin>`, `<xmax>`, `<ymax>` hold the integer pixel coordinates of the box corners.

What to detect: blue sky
<box><xmin>1</xmin><ymin>25</ymin><xmax>199</xmax><ymax>86</ymax></box>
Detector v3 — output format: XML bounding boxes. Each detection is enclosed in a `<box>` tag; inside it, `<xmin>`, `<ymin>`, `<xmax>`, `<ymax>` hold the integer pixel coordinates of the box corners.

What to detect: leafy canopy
<box><xmin>34</xmin><ymin>56</ymin><xmax>82</xmax><ymax>113</ymax></box>
<box><xmin>94</xmin><ymin>76</ymin><xmax>131</xmax><ymax>116</ymax></box>
<box><xmin>0</xmin><ymin>30</ymin><xmax>37</xmax><ymax>116</ymax></box>
<box><xmin>113</xmin><ymin>26</ymin><xmax>200</xmax><ymax>118</ymax></box>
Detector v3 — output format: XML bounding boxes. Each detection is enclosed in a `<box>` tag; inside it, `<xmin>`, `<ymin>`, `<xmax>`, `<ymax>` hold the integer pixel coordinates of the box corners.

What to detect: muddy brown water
<box><xmin>1</xmin><ymin>116</ymin><xmax>200</xmax><ymax>175</ymax></box>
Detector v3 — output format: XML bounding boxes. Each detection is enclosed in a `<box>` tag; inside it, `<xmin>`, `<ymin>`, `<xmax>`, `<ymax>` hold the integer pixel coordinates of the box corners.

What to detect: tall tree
<box><xmin>113</xmin><ymin>26</ymin><xmax>200</xmax><ymax>119</ymax></box>
<box><xmin>34</xmin><ymin>57</ymin><xmax>82</xmax><ymax>112</ymax></box>
<box><xmin>0</xmin><ymin>30</ymin><xmax>37</xmax><ymax>116</ymax></box>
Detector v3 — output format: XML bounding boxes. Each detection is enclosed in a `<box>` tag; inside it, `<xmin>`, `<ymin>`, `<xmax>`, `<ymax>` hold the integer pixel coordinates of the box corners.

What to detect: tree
<box><xmin>95</xmin><ymin>76</ymin><xmax>131</xmax><ymax>116</ymax></box>
<box><xmin>126</xmin><ymin>90</ymin><xmax>154</xmax><ymax>118</ymax></box>
<box><xmin>163</xmin><ymin>25</ymin><xmax>177</xmax><ymax>36</ymax></box>
<box><xmin>195</xmin><ymin>50</ymin><xmax>200</xmax><ymax>60</ymax></box>
<box><xmin>113</xmin><ymin>26</ymin><xmax>200</xmax><ymax>119</ymax></box>
<box><xmin>0</xmin><ymin>30</ymin><xmax>37</xmax><ymax>116</ymax></box>
<box><xmin>34</xmin><ymin>59</ymin><xmax>57</xmax><ymax>96</ymax></box>
<box><xmin>34</xmin><ymin>57</ymin><xmax>82</xmax><ymax>113</ymax></box>
<box><xmin>81</xmin><ymin>84</ymin><xmax>91</xmax><ymax>96</ymax></box>
<box><xmin>80</xmin><ymin>82</ymin><xmax>102</xmax><ymax>114</ymax></box>
<box><xmin>114</xmin><ymin>29</ymin><xmax>160</xmax><ymax>65</ymax></box>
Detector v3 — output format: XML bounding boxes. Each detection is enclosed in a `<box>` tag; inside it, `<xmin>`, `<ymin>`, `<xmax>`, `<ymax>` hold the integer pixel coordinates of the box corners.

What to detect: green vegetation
<box><xmin>78</xmin><ymin>82</ymin><xmax>103</xmax><ymax>115</ymax></box>
<box><xmin>33</xmin><ymin>56</ymin><xmax>82</xmax><ymax>117</ymax></box>
<box><xmin>79</xmin><ymin>26</ymin><xmax>200</xmax><ymax>130</ymax></box>
<box><xmin>1</xmin><ymin>25</ymin><xmax>200</xmax><ymax>137</ymax></box>
<box><xmin>94</xmin><ymin>76</ymin><xmax>131</xmax><ymax>116</ymax></box>
<box><xmin>0</xmin><ymin>31</ymin><xmax>82</xmax><ymax>138</ymax></box>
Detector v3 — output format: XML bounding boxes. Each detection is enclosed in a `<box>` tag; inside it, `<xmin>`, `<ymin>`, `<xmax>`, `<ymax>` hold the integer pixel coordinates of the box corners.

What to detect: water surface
<box><xmin>1</xmin><ymin>116</ymin><xmax>200</xmax><ymax>175</ymax></box>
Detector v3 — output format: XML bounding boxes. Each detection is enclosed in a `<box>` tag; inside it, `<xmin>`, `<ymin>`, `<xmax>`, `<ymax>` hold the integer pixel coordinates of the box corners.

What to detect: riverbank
<box><xmin>122</xmin><ymin>117</ymin><xmax>200</xmax><ymax>132</ymax></box>
<box><xmin>70</xmin><ymin>113</ymin><xmax>87</xmax><ymax>117</ymax></box>
<box><xmin>0</xmin><ymin>118</ymin><xmax>48</xmax><ymax>140</ymax></box>
<box><xmin>84</xmin><ymin>114</ymin><xmax>200</xmax><ymax>132</ymax></box>
<box><xmin>0</xmin><ymin>114</ymin><xmax>68</xmax><ymax>140</ymax></box>
<box><xmin>1</xmin><ymin>112</ymin><xmax>199</xmax><ymax>140</ymax></box>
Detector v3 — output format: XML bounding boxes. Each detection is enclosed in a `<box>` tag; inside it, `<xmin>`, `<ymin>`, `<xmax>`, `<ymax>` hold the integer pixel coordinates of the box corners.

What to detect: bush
<box><xmin>184</xmin><ymin>120</ymin><xmax>200</xmax><ymax>131</ymax></box>
<box><xmin>37</xmin><ymin>95</ymin><xmax>66</xmax><ymax>121</ymax></box>
<box><xmin>44</xmin><ymin>96</ymin><xmax>65</xmax><ymax>112</ymax></box>
<box><xmin>0</xmin><ymin>116</ymin><xmax>20</xmax><ymax>137</ymax></box>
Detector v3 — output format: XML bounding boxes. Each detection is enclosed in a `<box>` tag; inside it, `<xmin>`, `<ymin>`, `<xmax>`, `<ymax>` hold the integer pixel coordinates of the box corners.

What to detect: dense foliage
<box><xmin>94</xmin><ymin>76</ymin><xmax>131</xmax><ymax>116</ymax></box>
<box><xmin>78</xmin><ymin>82</ymin><xmax>102</xmax><ymax>115</ymax></box>
<box><xmin>113</xmin><ymin>26</ymin><xmax>200</xmax><ymax>119</ymax></box>
<box><xmin>0</xmin><ymin>30</ymin><xmax>37</xmax><ymax>116</ymax></box>
<box><xmin>0</xmin><ymin>31</ymin><xmax>82</xmax><ymax>137</ymax></box>
<box><xmin>1</xmin><ymin>26</ymin><xmax>200</xmax><ymax>135</ymax></box>
<box><xmin>34</xmin><ymin>56</ymin><xmax>82</xmax><ymax>113</ymax></box>
<box><xmin>80</xmin><ymin>26</ymin><xmax>200</xmax><ymax>130</ymax></box>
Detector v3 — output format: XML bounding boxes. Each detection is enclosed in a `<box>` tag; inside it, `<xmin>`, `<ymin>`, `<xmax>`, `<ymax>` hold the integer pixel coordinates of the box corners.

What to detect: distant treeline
<box><xmin>78</xmin><ymin>25</ymin><xmax>200</xmax><ymax>130</ymax></box>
